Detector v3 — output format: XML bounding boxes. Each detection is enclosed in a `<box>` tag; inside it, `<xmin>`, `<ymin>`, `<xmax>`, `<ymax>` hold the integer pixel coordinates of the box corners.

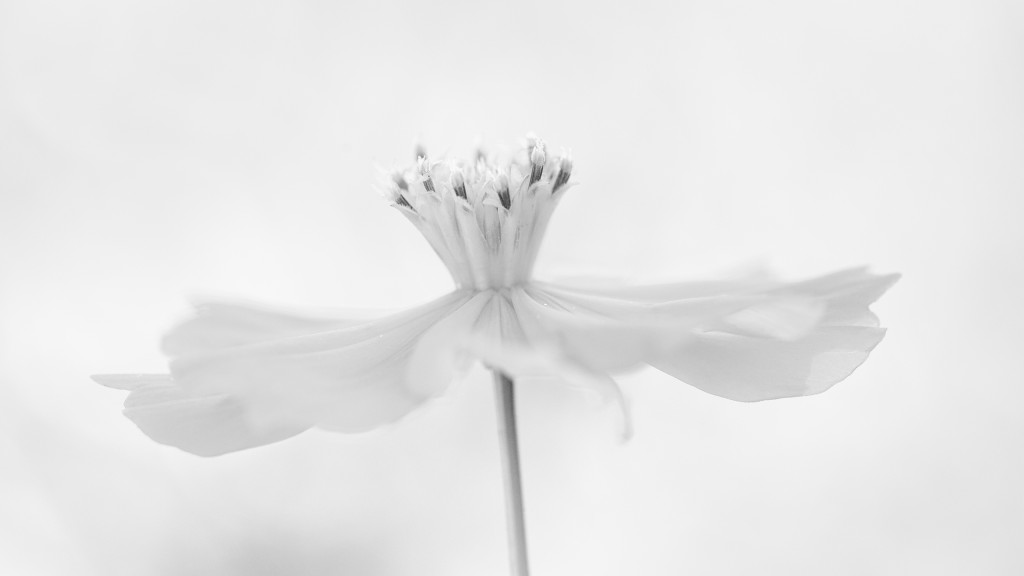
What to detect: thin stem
<box><xmin>492</xmin><ymin>370</ymin><xmax>531</xmax><ymax>576</ymax></box>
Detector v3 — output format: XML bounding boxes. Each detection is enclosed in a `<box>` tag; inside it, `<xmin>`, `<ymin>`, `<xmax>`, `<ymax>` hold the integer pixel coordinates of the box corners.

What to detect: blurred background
<box><xmin>1</xmin><ymin>0</ymin><xmax>1022</xmax><ymax>574</ymax></box>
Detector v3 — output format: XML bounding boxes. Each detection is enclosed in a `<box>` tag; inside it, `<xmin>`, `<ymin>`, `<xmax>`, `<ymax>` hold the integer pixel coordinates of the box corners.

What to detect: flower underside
<box><xmin>95</xmin><ymin>137</ymin><xmax>898</xmax><ymax>457</ymax></box>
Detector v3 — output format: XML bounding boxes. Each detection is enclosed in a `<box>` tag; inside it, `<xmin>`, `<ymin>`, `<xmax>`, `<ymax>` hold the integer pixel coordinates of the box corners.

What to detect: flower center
<box><xmin>385</xmin><ymin>138</ymin><xmax>573</xmax><ymax>290</ymax></box>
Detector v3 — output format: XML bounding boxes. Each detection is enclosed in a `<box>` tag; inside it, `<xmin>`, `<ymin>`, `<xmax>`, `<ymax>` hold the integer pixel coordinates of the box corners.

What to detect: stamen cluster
<box><xmin>384</xmin><ymin>138</ymin><xmax>573</xmax><ymax>290</ymax></box>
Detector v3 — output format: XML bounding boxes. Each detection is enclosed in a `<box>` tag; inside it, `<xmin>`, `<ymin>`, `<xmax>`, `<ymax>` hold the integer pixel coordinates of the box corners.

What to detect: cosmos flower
<box><xmin>94</xmin><ymin>138</ymin><xmax>898</xmax><ymax>456</ymax></box>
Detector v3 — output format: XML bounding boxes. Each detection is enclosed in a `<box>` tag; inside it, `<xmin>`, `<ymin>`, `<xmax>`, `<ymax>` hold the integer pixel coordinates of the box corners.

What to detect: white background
<box><xmin>1</xmin><ymin>0</ymin><xmax>1022</xmax><ymax>574</ymax></box>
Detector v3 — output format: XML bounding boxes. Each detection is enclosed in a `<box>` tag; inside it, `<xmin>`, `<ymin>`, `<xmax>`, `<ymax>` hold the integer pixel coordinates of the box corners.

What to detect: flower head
<box><xmin>384</xmin><ymin>139</ymin><xmax>573</xmax><ymax>290</ymax></box>
<box><xmin>95</xmin><ymin>137</ymin><xmax>898</xmax><ymax>456</ymax></box>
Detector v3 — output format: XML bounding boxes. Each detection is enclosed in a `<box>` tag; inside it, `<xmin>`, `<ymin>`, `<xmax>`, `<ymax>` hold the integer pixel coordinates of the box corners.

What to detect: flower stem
<box><xmin>492</xmin><ymin>370</ymin><xmax>531</xmax><ymax>576</ymax></box>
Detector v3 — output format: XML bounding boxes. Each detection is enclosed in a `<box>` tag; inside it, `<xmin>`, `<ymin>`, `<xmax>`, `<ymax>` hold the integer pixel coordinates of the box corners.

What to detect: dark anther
<box><xmin>529</xmin><ymin>164</ymin><xmax>543</xmax><ymax>186</ymax></box>
<box><xmin>452</xmin><ymin>171</ymin><xmax>468</xmax><ymax>200</ymax></box>
<box><xmin>497</xmin><ymin>175</ymin><xmax>511</xmax><ymax>209</ymax></box>
<box><xmin>553</xmin><ymin>157</ymin><xmax>572</xmax><ymax>192</ymax></box>
<box><xmin>529</xmin><ymin>144</ymin><xmax>546</xmax><ymax>186</ymax></box>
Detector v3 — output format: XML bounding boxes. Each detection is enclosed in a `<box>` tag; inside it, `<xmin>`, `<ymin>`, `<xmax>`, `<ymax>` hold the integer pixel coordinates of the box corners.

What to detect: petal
<box><xmin>92</xmin><ymin>373</ymin><xmax>170</xmax><ymax>391</ymax></box>
<box><xmin>546</xmin><ymin>267</ymin><xmax>777</xmax><ymax>302</ymax></box>
<box><xmin>544</xmin><ymin>266</ymin><xmax>897</xmax><ymax>325</ymax></box>
<box><xmin>168</xmin><ymin>291</ymin><xmax>479</xmax><ymax>432</ymax></box>
<box><xmin>649</xmin><ymin>326</ymin><xmax>888</xmax><ymax>401</ymax></box>
<box><xmin>718</xmin><ymin>296</ymin><xmax>826</xmax><ymax>341</ymax></box>
<box><xmin>520</xmin><ymin>285</ymin><xmax>757</xmax><ymax>373</ymax></box>
<box><xmin>162</xmin><ymin>300</ymin><xmax>377</xmax><ymax>357</ymax></box>
<box><xmin>404</xmin><ymin>291</ymin><xmax>497</xmax><ymax>398</ymax></box>
<box><xmin>472</xmin><ymin>338</ymin><xmax>635</xmax><ymax>441</ymax></box>
<box><xmin>649</xmin><ymin>270</ymin><xmax>899</xmax><ymax>401</ymax></box>
<box><xmin>92</xmin><ymin>374</ymin><xmax>305</xmax><ymax>456</ymax></box>
<box><xmin>462</xmin><ymin>290</ymin><xmax>634</xmax><ymax>438</ymax></box>
<box><xmin>813</xmin><ymin>270</ymin><xmax>900</xmax><ymax>327</ymax></box>
<box><xmin>536</xmin><ymin>268</ymin><xmax>898</xmax><ymax>401</ymax></box>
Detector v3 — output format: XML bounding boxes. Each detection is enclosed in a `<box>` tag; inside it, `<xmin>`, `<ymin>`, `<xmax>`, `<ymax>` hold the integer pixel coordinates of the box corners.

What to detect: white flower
<box><xmin>94</xmin><ymin>138</ymin><xmax>898</xmax><ymax>456</ymax></box>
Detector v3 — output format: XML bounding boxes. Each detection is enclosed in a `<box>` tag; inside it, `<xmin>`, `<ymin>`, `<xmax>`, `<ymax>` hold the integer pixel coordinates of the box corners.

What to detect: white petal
<box><xmin>404</xmin><ymin>291</ymin><xmax>496</xmax><ymax>398</ymax></box>
<box><xmin>92</xmin><ymin>374</ymin><xmax>305</xmax><ymax>456</ymax></box>
<box><xmin>461</xmin><ymin>289</ymin><xmax>634</xmax><ymax>438</ymax></box>
<box><xmin>467</xmin><ymin>335</ymin><xmax>634</xmax><ymax>441</ymax></box>
<box><xmin>521</xmin><ymin>285</ymin><xmax>756</xmax><ymax>372</ymax></box>
<box><xmin>719</xmin><ymin>296</ymin><xmax>826</xmax><ymax>341</ymax></box>
<box><xmin>547</xmin><ymin>267</ymin><xmax>777</xmax><ymax>302</ymax></box>
<box><xmin>162</xmin><ymin>300</ymin><xmax>377</xmax><ymax>357</ymax></box>
<box><xmin>813</xmin><ymin>270</ymin><xmax>900</xmax><ymax>327</ymax></box>
<box><xmin>537</xmin><ymin>268</ymin><xmax>898</xmax><ymax>401</ymax></box>
<box><xmin>169</xmin><ymin>291</ymin><xmax>478</xmax><ymax>432</ymax></box>
<box><xmin>650</xmin><ymin>270</ymin><xmax>898</xmax><ymax>400</ymax></box>
<box><xmin>649</xmin><ymin>326</ymin><xmax>888</xmax><ymax>401</ymax></box>
<box><xmin>93</xmin><ymin>373</ymin><xmax>172</xmax><ymax>391</ymax></box>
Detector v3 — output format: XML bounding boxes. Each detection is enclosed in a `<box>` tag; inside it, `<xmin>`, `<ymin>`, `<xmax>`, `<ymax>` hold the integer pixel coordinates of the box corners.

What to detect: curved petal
<box><xmin>648</xmin><ymin>326</ymin><xmax>887</xmax><ymax>401</ymax></box>
<box><xmin>534</xmin><ymin>268</ymin><xmax>898</xmax><ymax>401</ymax></box>
<box><xmin>404</xmin><ymin>291</ymin><xmax>497</xmax><ymax>398</ymax></box>
<box><xmin>162</xmin><ymin>300</ymin><xmax>380</xmax><ymax>357</ymax></box>
<box><xmin>168</xmin><ymin>291</ymin><xmax>480</xmax><ymax>432</ymax></box>
<box><xmin>648</xmin><ymin>270</ymin><xmax>899</xmax><ymax>400</ymax></box>
<box><xmin>515</xmin><ymin>285</ymin><xmax>754</xmax><ymax>373</ymax></box>
<box><xmin>545</xmin><ymin>267</ymin><xmax>778</xmax><ymax>302</ymax></box>
<box><xmin>460</xmin><ymin>289</ymin><xmax>634</xmax><ymax>438</ymax></box>
<box><xmin>92</xmin><ymin>374</ymin><xmax>305</xmax><ymax>456</ymax></box>
<box><xmin>469</xmin><ymin>336</ymin><xmax>635</xmax><ymax>441</ymax></box>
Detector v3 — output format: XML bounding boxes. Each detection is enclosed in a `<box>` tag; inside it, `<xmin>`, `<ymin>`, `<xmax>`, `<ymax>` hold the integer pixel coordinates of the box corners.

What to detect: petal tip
<box><xmin>92</xmin><ymin>373</ymin><xmax>171</xmax><ymax>391</ymax></box>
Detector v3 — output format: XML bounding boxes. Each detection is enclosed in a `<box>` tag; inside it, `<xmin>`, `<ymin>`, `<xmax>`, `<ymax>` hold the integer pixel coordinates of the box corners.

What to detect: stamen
<box><xmin>419</xmin><ymin>156</ymin><xmax>435</xmax><ymax>192</ymax></box>
<box><xmin>496</xmin><ymin>173</ymin><xmax>511</xmax><ymax>209</ymax></box>
<box><xmin>382</xmin><ymin>136</ymin><xmax>571</xmax><ymax>289</ymax></box>
<box><xmin>553</xmin><ymin>157</ymin><xmax>572</xmax><ymax>191</ymax></box>
<box><xmin>385</xmin><ymin>180</ymin><xmax>413</xmax><ymax>209</ymax></box>
<box><xmin>529</xmin><ymin>142</ymin><xmax>546</xmax><ymax>186</ymax></box>
<box><xmin>451</xmin><ymin>169</ymin><xmax>468</xmax><ymax>200</ymax></box>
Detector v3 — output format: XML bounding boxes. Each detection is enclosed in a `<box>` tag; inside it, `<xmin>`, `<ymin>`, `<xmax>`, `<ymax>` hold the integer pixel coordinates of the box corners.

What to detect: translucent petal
<box><xmin>547</xmin><ymin>268</ymin><xmax>777</xmax><ymax>302</ymax></box>
<box><xmin>405</xmin><ymin>291</ymin><xmax>496</xmax><ymax>398</ymax></box>
<box><xmin>534</xmin><ymin>268</ymin><xmax>898</xmax><ymax>401</ymax></box>
<box><xmin>719</xmin><ymin>296</ymin><xmax>826</xmax><ymax>341</ymax></box>
<box><xmin>466</xmin><ymin>326</ymin><xmax>634</xmax><ymax>441</ymax></box>
<box><xmin>648</xmin><ymin>270</ymin><xmax>899</xmax><ymax>400</ymax></box>
<box><xmin>445</xmin><ymin>289</ymin><xmax>633</xmax><ymax>437</ymax></box>
<box><xmin>92</xmin><ymin>373</ymin><xmax>170</xmax><ymax>391</ymax></box>
<box><xmin>521</xmin><ymin>285</ymin><xmax>759</xmax><ymax>372</ymax></box>
<box><xmin>92</xmin><ymin>374</ymin><xmax>305</xmax><ymax>456</ymax></box>
<box><xmin>162</xmin><ymin>300</ymin><xmax>378</xmax><ymax>357</ymax></box>
<box><xmin>169</xmin><ymin>291</ymin><xmax>479</xmax><ymax>432</ymax></box>
<box><xmin>649</xmin><ymin>326</ymin><xmax>888</xmax><ymax>401</ymax></box>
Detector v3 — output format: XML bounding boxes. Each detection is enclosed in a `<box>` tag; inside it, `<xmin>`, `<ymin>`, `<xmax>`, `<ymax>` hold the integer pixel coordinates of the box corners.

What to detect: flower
<box><xmin>94</xmin><ymin>137</ymin><xmax>898</xmax><ymax>456</ymax></box>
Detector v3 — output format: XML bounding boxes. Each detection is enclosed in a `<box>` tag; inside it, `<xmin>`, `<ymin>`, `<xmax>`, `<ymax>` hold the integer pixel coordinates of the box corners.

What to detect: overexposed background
<box><xmin>2</xmin><ymin>0</ymin><xmax>1022</xmax><ymax>574</ymax></box>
